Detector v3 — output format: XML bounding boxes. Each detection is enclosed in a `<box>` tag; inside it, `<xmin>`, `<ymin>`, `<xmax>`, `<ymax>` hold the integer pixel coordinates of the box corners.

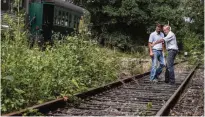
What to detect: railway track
<box><xmin>169</xmin><ymin>64</ymin><xmax>204</xmax><ymax>116</ymax></box>
<box><xmin>4</xmin><ymin>61</ymin><xmax>200</xmax><ymax>116</ymax></box>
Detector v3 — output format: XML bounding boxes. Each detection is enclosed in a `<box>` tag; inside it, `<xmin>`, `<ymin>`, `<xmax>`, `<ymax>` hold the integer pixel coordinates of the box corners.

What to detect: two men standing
<box><xmin>149</xmin><ymin>24</ymin><xmax>178</xmax><ymax>85</ymax></box>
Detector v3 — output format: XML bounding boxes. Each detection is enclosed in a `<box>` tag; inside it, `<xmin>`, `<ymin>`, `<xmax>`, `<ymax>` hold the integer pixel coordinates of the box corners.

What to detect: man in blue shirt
<box><xmin>151</xmin><ymin>25</ymin><xmax>178</xmax><ymax>85</ymax></box>
<box><xmin>148</xmin><ymin>24</ymin><xmax>165</xmax><ymax>82</ymax></box>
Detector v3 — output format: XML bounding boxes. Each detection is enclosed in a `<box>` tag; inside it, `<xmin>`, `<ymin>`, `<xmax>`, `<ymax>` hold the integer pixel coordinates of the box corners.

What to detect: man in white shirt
<box><xmin>151</xmin><ymin>25</ymin><xmax>178</xmax><ymax>85</ymax></box>
<box><xmin>148</xmin><ymin>24</ymin><xmax>165</xmax><ymax>82</ymax></box>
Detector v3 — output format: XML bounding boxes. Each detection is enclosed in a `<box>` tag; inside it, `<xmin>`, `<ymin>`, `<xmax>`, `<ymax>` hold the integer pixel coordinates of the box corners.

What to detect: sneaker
<box><xmin>155</xmin><ymin>76</ymin><xmax>159</xmax><ymax>79</ymax></box>
<box><xmin>156</xmin><ymin>75</ymin><xmax>163</xmax><ymax>81</ymax></box>
<box><xmin>153</xmin><ymin>79</ymin><xmax>158</xmax><ymax>83</ymax></box>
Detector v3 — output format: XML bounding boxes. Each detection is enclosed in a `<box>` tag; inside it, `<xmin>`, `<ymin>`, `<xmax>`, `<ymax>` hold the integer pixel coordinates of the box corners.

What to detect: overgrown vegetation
<box><xmin>1</xmin><ymin>0</ymin><xmax>203</xmax><ymax>114</ymax></box>
<box><xmin>1</xmin><ymin>12</ymin><xmax>149</xmax><ymax>114</ymax></box>
<box><xmin>179</xmin><ymin>0</ymin><xmax>204</xmax><ymax>63</ymax></box>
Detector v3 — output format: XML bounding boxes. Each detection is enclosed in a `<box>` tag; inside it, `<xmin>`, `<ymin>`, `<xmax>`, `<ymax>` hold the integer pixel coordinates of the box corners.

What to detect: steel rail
<box><xmin>156</xmin><ymin>63</ymin><xmax>199</xmax><ymax>116</ymax></box>
<box><xmin>3</xmin><ymin>72</ymin><xmax>150</xmax><ymax>116</ymax></box>
<box><xmin>3</xmin><ymin>61</ymin><xmax>183</xmax><ymax>116</ymax></box>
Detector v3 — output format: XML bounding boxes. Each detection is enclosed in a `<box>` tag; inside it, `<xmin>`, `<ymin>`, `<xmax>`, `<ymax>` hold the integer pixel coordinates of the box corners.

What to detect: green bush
<box><xmin>181</xmin><ymin>31</ymin><xmax>204</xmax><ymax>63</ymax></box>
<box><xmin>1</xmin><ymin>31</ymin><xmax>122</xmax><ymax>113</ymax></box>
<box><xmin>1</xmin><ymin>3</ymin><xmax>150</xmax><ymax>113</ymax></box>
<box><xmin>1</xmin><ymin>13</ymin><xmax>149</xmax><ymax>113</ymax></box>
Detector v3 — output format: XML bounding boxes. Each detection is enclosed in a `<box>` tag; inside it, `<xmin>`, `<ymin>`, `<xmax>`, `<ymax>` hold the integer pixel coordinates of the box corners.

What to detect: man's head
<box><xmin>155</xmin><ymin>24</ymin><xmax>162</xmax><ymax>33</ymax></box>
<box><xmin>163</xmin><ymin>25</ymin><xmax>171</xmax><ymax>35</ymax></box>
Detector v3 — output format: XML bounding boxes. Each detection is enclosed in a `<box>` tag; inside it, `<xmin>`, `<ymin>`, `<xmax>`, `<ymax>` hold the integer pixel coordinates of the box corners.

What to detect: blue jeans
<box><xmin>150</xmin><ymin>50</ymin><xmax>165</xmax><ymax>80</ymax></box>
<box><xmin>167</xmin><ymin>49</ymin><xmax>178</xmax><ymax>83</ymax></box>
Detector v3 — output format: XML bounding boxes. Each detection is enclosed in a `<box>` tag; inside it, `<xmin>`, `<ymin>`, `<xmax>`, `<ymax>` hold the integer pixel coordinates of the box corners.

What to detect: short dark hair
<box><xmin>156</xmin><ymin>23</ymin><xmax>162</xmax><ymax>28</ymax></box>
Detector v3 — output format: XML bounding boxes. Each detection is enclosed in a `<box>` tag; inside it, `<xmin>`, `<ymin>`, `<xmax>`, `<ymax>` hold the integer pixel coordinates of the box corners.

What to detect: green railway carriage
<box><xmin>29</xmin><ymin>0</ymin><xmax>83</xmax><ymax>48</ymax></box>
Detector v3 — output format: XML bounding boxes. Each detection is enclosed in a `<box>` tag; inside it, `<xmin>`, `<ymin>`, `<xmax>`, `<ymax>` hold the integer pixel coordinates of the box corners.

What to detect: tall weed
<box><xmin>1</xmin><ymin>9</ymin><xmax>150</xmax><ymax>114</ymax></box>
<box><xmin>182</xmin><ymin>31</ymin><xmax>204</xmax><ymax>63</ymax></box>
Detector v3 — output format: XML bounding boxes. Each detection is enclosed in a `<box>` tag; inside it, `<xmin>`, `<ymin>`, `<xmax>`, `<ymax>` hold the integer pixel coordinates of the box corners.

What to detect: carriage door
<box><xmin>1</xmin><ymin>0</ymin><xmax>9</xmax><ymax>11</ymax></box>
<box><xmin>42</xmin><ymin>4</ymin><xmax>54</xmax><ymax>42</ymax></box>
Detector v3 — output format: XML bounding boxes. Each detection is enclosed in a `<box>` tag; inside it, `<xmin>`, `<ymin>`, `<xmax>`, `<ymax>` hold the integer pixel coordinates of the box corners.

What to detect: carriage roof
<box><xmin>51</xmin><ymin>0</ymin><xmax>83</xmax><ymax>14</ymax></box>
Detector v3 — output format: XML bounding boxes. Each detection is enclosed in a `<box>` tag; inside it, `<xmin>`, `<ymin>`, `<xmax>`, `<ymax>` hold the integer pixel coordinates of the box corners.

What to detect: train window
<box><xmin>65</xmin><ymin>12</ymin><xmax>68</xmax><ymax>27</ymax></box>
<box><xmin>62</xmin><ymin>11</ymin><xmax>65</xmax><ymax>26</ymax></box>
<box><xmin>58</xmin><ymin>11</ymin><xmax>61</xmax><ymax>25</ymax></box>
<box><xmin>73</xmin><ymin>16</ymin><xmax>75</xmax><ymax>28</ymax></box>
<box><xmin>77</xmin><ymin>17</ymin><xmax>79</xmax><ymax>29</ymax></box>
<box><xmin>56</xmin><ymin>14</ymin><xmax>58</xmax><ymax>25</ymax></box>
<box><xmin>67</xmin><ymin>13</ymin><xmax>69</xmax><ymax>27</ymax></box>
<box><xmin>65</xmin><ymin>12</ymin><xmax>67</xmax><ymax>26</ymax></box>
<box><xmin>74</xmin><ymin>16</ymin><xmax>77</xmax><ymax>29</ymax></box>
<box><xmin>55</xmin><ymin>17</ymin><xmax>57</xmax><ymax>25</ymax></box>
<box><xmin>53</xmin><ymin>10</ymin><xmax>55</xmax><ymax>25</ymax></box>
<box><xmin>68</xmin><ymin>13</ymin><xmax>70</xmax><ymax>27</ymax></box>
<box><xmin>76</xmin><ymin>16</ymin><xmax>78</xmax><ymax>28</ymax></box>
<box><xmin>54</xmin><ymin>8</ymin><xmax>57</xmax><ymax>25</ymax></box>
<box><xmin>69</xmin><ymin>14</ymin><xmax>72</xmax><ymax>28</ymax></box>
<box><xmin>75</xmin><ymin>16</ymin><xmax>77</xmax><ymax>28</ymax></box>
<box><xmin>76</xmin><ymin>17</ymin><xmax>79</xmax><ymax>29</ymax></box>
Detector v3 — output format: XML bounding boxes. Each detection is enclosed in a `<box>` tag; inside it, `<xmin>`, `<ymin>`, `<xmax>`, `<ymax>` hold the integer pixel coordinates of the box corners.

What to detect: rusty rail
<box><xmin>3</xmin><ymin>62</ymin><xmax>184</xmax><ymax>116</ymax></box>
<box><xmin>156</xmin><ymin>63</ymin><xmax>199</xmax><ymax>116</ymax></box>
<box><xmin>3</xmin><ymin>72</ymin><xmax>150</xmax><ymax>116</ymax></box>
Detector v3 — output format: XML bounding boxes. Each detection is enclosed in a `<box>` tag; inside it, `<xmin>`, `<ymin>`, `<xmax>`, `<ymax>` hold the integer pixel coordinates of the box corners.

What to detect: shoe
<box><xmin>153</xmin><ymin>79</ymin><xmax>158</xmax><ymax>83</ymax></box>
<box><xmin>156</xmin><ymin>75</ymin><xmax>164</xmax><ymax>81</ymax></box>
<box><xmin>168</xmin><ymin>82</ymin><xmax>176</xmax><ymax>86</ymax></box>
<box><xmin>155</xmin><ymin>76</ymin><xmax>159</xmax><ymax>79</ymax></box>
<box><xmin>165</xmin><ymin>80</ymin><xmax>169</xmax><ymax>83</ymax></box>
<box><xmin>165</xmin><ymin>77</ymin><xmax>169</xmax><ymax>83</ymax></box>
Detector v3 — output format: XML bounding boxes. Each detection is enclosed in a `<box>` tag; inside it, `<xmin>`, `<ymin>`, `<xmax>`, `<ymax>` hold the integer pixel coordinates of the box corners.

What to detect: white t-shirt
<box><xmin>149</xmin><ymin>31</ymin><xmax>164</xmax><ymax>50</ymax></box>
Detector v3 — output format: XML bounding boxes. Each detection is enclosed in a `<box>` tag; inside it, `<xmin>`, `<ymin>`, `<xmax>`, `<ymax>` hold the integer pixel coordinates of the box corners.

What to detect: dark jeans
<box><xmin>167</xmin><ymin>49</ymin><xmax>178</xmax><ymax>83</ymax></box>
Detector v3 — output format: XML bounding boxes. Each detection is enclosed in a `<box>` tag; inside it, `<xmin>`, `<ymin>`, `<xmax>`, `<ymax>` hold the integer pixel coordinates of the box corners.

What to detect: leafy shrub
<box><xmin>181</xmin><ymin>31</ymin><xmax>204</xmax><ymax>63</ymax></box>
<box><xmin>1</xmin><ymin>2</ymin><xmax>150</xmax><ymax>113</ymax></box>
<box><xmin>1</xmin><ymin>15</ymin><xmax>149</xmax><ymax>114</ymax></box>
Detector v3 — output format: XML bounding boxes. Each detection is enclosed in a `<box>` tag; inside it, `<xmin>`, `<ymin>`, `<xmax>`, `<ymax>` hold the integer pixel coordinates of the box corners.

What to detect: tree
<box><xmin>78</xmin><ymin>0</ymin><xmax>203</xmax><ymax>53</ymax></box>
<box><xmin>183</xmin><ymin>0</ymin><xmax>204</xmax><ymax>39</ymax></box>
